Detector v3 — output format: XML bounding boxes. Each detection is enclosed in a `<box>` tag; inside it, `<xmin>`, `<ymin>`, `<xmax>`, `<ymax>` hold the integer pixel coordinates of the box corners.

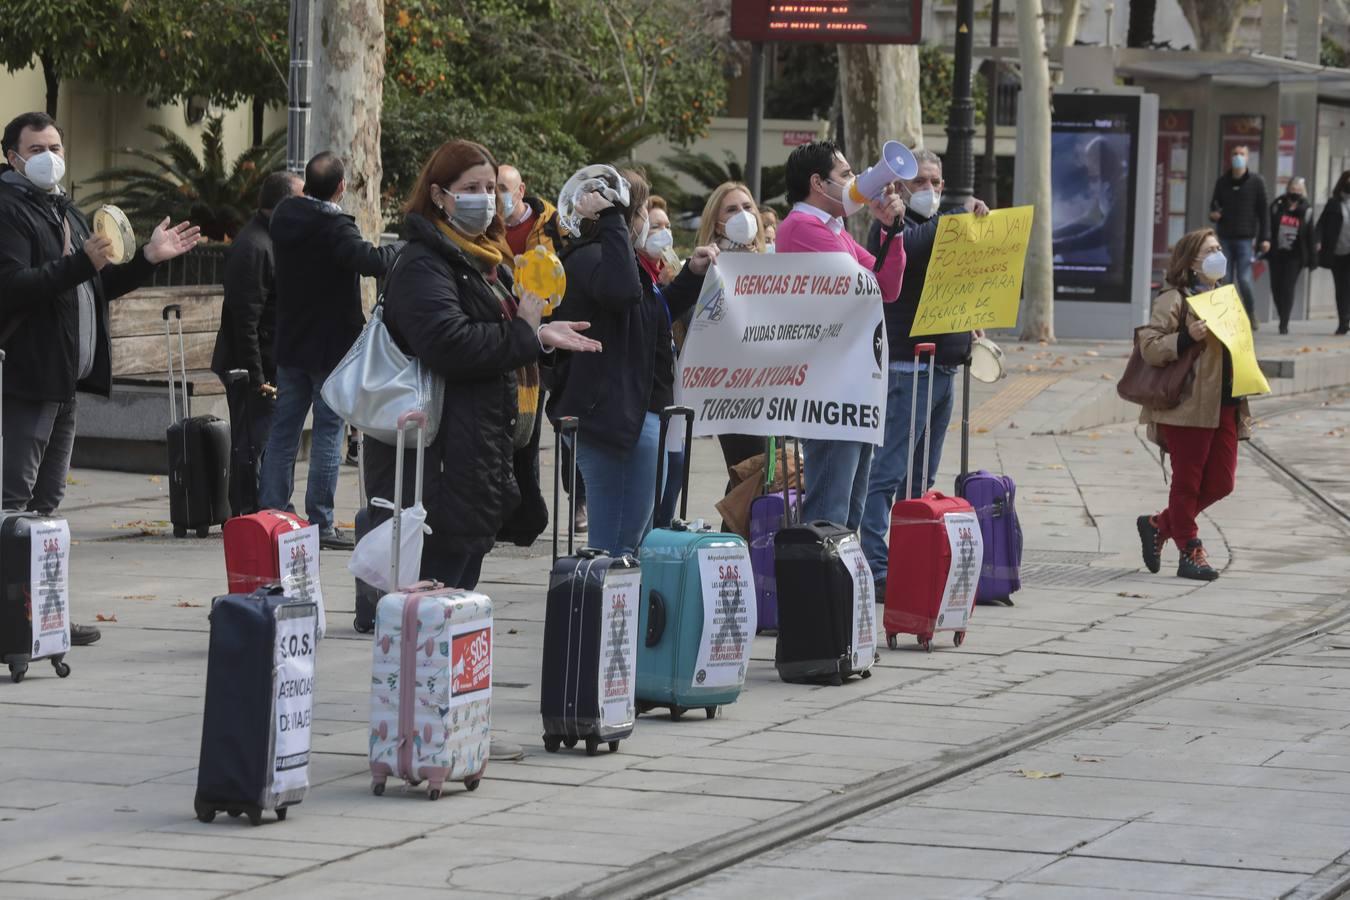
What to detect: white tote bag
<box><xmin>347</xmin><ymin>498</ymin><xmax>431</xmax><ymax>594</ymax></box>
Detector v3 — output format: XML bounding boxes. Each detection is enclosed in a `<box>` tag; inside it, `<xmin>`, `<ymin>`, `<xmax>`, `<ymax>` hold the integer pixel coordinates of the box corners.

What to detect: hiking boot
<box><xmin>1137</xmin><ymin>515</ymin><xmax>1163</xmax><ymax>574</ymax></box>
<box><xmin>319</xmin><ymin>528</ymin><xmax>355</xmax><ymax>551</ymax></box>
<box><xmin>71</xmin><ymin>624</ymin><xmax>102</xmax><ymax>646</ymax></box>
<box><xmin>1178</xmin><ymin>540</ymin><xmax>1219</xmax><ymax>581</ymax></box>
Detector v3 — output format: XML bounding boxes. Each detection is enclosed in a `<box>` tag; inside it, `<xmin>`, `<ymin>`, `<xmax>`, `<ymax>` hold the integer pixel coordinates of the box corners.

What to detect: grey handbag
<box><xmin>321</xmin><ymin>299</ymin><xmax>443</xmax><ymax>446</ymax></box>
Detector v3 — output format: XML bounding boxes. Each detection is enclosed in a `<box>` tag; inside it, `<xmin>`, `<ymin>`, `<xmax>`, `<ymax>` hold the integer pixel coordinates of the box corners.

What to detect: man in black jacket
<box><xmin>860</xmin><ymin>149</ymin><xmax>989</xmax><ymax>600</ymax></box>
<box><xmin>1209</xmin><ymin>145</ymin><xmax>1270</xmax><ymax>328</ymax></box>
<box><xmin>0</xmin><ymin>111</ymin><xmax>200</xmax><ymax>645</ymax></box>
<box><xmin>211</xmin><ymin>170</ymin><xmax>302</xmax><ymax>516</ymax></box>
<box><xmin>258</xmin><ymin>152</ymin><xmax>402</xmax><ymax>549</ymax></box>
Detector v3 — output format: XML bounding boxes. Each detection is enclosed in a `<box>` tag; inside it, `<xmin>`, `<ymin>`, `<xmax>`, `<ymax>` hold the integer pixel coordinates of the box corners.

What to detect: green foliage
<box><xmin>84</xmin><ymin>116</ymin><xmax>284</xmax><ymax>241</ymax></box>
<box><xmin>380</xmin><ymin>86</ymin><xmax>586</xmax><ymax>223</ymax></box>
<box><xmin>1323</xmin><ymin>34</ymin><xmax>1350</xmax><ymax>69</ymax></box>
<box><xmin>766</xmin><ymin>44</ymin><xmax>838</xmax><ymax>120</ymax></box>
<box><xmin>0</xmin><ymin>1</ymin><xmax>132</xmax><ymax>112</ymax></box>
<box><xmin>918</xmin><ymin>45</ymin><xmax>988</xmax><ymax>127</ymax></box>
<box><xmin>385</xmin><ymin>0</ymin><xmax>470</xmax><ymax>97</ymax></box>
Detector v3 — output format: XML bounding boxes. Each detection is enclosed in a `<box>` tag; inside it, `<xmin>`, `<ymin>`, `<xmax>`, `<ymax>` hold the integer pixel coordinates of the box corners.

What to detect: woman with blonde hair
<box><xmin>1136</xmin><ymin>227</ymin><xmax>1252</xmax><ymax>581</ymax></box>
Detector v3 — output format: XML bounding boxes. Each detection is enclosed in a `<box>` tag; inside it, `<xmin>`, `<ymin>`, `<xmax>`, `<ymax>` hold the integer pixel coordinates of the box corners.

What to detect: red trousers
<box><xmin>1156</xmin><ymin>409</ymin><xmax>1239</xmax><ymax>550</ymax></box>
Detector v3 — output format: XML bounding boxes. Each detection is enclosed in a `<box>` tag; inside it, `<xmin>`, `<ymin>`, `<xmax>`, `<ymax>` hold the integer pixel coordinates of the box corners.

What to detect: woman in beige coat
<box><xmin>1136</xmin><ymin>228</ymin><xmax>1252</xmax><ymax>581</ymax></box>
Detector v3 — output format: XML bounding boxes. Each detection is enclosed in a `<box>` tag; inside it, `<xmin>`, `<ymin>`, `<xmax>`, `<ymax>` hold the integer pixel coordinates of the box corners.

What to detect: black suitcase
<box><xmin>164</xmin><ymin>305</ymin><xmax>231</xmax><ymax>538</ymax></box>
<box><xmin>0</xmin><ymin>351</ymin><xmax>75</xmax><ymax>684</ymax></box>
<box><xmin>540</xmin><ymin>417</ymin><xmax>641</xmax><ymax>756</ymax></box>
<box><xmin>353</xmin><ymin>433</ymin><xmax>379</xmax><ymax>633</ymax></box>
<box><xmin>194</xmin><ymin>585</ymin><xmax>318</xmax><ymax>825</ymax></box>
<box><xmin>774</xmin><ymin>520</ymin><xmax>876</xmax><ymax>685</ymax></box>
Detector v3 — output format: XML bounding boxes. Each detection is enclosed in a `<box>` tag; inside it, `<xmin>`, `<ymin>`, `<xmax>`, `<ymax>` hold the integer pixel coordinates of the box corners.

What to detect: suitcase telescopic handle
<box><xmin>162</xmin><ymin>304</ymin><xmax>191</xmax><ymax>425</ymax></box>
<box><xmin>905</xmin><ymin>343</ymin><xmax>938</xmax><ymax>502</ymax></box>
<box><xmin>552</xmin><ymin>417</ymin><xmax>579</xmax><ymax>562</ymax></box>
<box><xmin>656</xmin><ymin>406</ymin><xmax>695</xmax><ymax>524</ymax></box>
<box><xmin>389</xmin><ymin>411</ymin><xmax>428</xmax><ymax>592</ymax></box>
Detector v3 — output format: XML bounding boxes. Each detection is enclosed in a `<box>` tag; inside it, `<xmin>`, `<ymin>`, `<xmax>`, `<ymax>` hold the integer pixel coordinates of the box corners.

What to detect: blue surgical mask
<box><xmin>1232</xmin><ymin>154</ymin><xmax>1247</xmax><ymax>171</ymax></box>
<box><xmin>500</xmin><ymin>191</ymin><xmax>517</xmax><ymax>219</ymax></box>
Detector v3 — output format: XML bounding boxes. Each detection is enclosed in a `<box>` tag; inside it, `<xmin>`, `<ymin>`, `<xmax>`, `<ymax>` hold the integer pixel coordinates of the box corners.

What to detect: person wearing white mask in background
<box><xmin>1135</xmin><ymin>228</ymin><xmax>1252</xmax><ymax>583</ymax></box>
<box><xmin>860</xmin><ymin>148</ymin><xmax>989</xmax><ymax>602</ymax></box>
<box><xmin>642</xmin><ymin>196</ymin><xmax>685</xmax><ymax>527</ymax></box>
<box><xmin>0</xmin><ymin>111</ymin><xmax>201</xmax><ymax>648</ymax></box>
<box><xmin>760</xmin><ymin>207</ymin><xmax>779</xmax><ymax>253</ymax></box>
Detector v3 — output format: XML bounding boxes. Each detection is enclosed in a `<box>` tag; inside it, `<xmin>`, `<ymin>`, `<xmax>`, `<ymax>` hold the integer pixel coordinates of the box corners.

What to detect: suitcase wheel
<box><xmin>919</xmin><ymin>635</ymin><xmax>933</xmax><ymax>653</ymax></box>
<box><xmin>608</xmin><ymin>740</ymin><xmax>620</xmax><ymax>753</ymax></box>
<box><xmin>9</xmin><ymin>664</ymin><xmax>26</xmax><ymax>683</ymax></box>
<box><xmin>247</xmin><ymin>808</ymin><xmax>263</xmax><ymax>826</ymax></box>
<box><xmin>194</xmin><ymin>799</ymin><xmax>216</xmax><ymax>823</ymax></box>
<box><xmin>196</xmin><ymin>526</ymin><xmax>211</xmax><ymax>539</ymax></box>
<box><xmin>886</xmin><ymin>633</ymin><xmax>898</xmax><ymax>651</ymax></box>
<box><xmin>543</xmin><ymin>734</ymin><xmax>561</xmax><ymax>753</ymax></box>
<box><xmin>585</xmin><ymin>735</ymin><xmax>600</xmax><ymax>757</ymax></box>
<box><xmin>276</xmin><ymin>807</ymin><xmax>288</xmax><ymax>821</ymax></box>
<box><xmin>427</xmin><ymin>789</ymin><xmax>441</xmax><ymax>801</ymax></box>
<box><xmin>174</xmin><ymin>525</ymin><xmax>187</xmax><ymax>539</ymax></box>
<box><xmin>860</xmin><ymin>669</ymin><xmax>872</xmax><ymax>679</ymax></box>
<box><xmin>563</xmin><ymin>736</ymin><xmax>578</xmax><ymax>749</ymax></box>
<box><xmin>828</xmin><ymin>674</ymin><xmax>843</xmax><ymax>687</ymax></box>
<box><xmin>353</xmin><ymin>617</ymin><xmax>374</xmax><ymax>635</ymax></box>
<box><xmin>463</xmin><ymin>775</ymin><xmax>482</xmax><ymax>792</ymax></box>
<box><xmin>227</xmin><ymin>809</ymin><xmax>242</xmax><ymax>818</ymax></box>
<box><xmin>371</xmin><ymin>779</ymin><xmax>386</xmax><ymax>796</ymax></box>
<box><xmin>52</xmin><ymin>659</ymin><xmax>71</xmax><ymax>678</ymax></box>
<box><xmin>954</xmin><ymin>631</ymin><xmax>966</xmax><ymax>648</ymax></box>
<box><xmin>669</xmin><ymin>706</ymin><xmax>686</xmax><ymax>722</ymax></box>
<box><xmin>704</xmin><ymin>707</ymin><xmax>717</xmax><ymax>720</ymax></box>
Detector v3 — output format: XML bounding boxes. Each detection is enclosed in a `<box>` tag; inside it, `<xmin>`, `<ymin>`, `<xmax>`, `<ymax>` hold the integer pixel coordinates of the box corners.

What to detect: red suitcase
<box><xmin>883</xmin><ymin>344</ymin><xmax>984</xmax><ymax>652</ymax></box>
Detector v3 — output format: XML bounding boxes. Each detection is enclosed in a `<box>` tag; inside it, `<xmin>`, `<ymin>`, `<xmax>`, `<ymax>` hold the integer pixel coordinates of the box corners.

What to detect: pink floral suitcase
<box><xmin>369</xmin><ymin>586</ymin><xmax>492</xmax><ymax>799</ymax></box>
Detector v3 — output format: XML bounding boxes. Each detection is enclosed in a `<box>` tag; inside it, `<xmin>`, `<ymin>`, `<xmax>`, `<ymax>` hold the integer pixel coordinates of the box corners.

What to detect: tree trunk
<box><xmin>1178</xmin><ymin>0</ymin><xmax>1256</xmax><ymax>52</ymax></box>
<box><xmin>1058</xmin><ymin>0</ymin><xmax>1084</xmax><ymax>47</ymax></box>
<box><xmin>251</xmin><ymin>97</ymin><xmax>266</xmax><ymax>148</ymax></box>
<box><xmin>1018</xmin><ymin>0</ymin><xmax>1055</xmax><ymax>343</ymax></box>
<box><xmin>312</xmin><ymin>0</ymin><xmax>386</xmax><ymax>312</ymax></box>
<box><xmin>837</xmin><ymin>44</ymin><xmax>922</xmax><ymax>243</ymax></box>
<box><xmin>1127</xmin><ymin>0</ymin><xmax>1157</xmax><ymax>47</ymax></box>
<box><xmin>39</xmin><ymin>53</ymin><xmax>59</xmax><ymax>118</ymax></box>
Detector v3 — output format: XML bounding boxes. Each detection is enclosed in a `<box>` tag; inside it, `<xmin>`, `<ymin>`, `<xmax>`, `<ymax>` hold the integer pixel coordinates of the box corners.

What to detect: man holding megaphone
<box><xmin>777</xmin><ymin>139</ymin><xmax>908</xmax><ymax>531</ymax></box>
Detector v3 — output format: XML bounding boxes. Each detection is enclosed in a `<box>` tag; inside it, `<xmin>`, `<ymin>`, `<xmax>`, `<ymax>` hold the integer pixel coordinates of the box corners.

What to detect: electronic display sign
<box><xmin>730</xmin><ymin>0</ymin><xmax>924</xmax><ymax>44</ymax></box>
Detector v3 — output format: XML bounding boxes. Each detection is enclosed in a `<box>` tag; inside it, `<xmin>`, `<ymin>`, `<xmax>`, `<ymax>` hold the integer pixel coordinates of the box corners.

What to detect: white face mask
<box><xmin>446</xmin><ymin>190</ymin><xmax>495</xmax><ymax>236</ymax></box>
<box><xmin>645</xmin><ymin>228</ymin><xmax>673</xmax><ymax>256</ymax></box>
<box><xmin>1200</xmin><ymin>250</ymin><xmax>1227</xmax><ymax>282</ymax></box>
<box><xmin>16</xmin><ymin>150</ymin><xmax>65</xmax><ymax>191</ymax></box>
<box><xmin>723</xmin><ymin>209</ymin><xmax>758</xmax><ymax>246</ymax></box>
<box><xmin>632</xmin><ymin>215</ymin><xmax>650</xmax><ymax>251</ymax></box>
<box><xmin>908</xmin><ymin>188</ymin><xmax>939</xmax><ymax>218</ymax></box>
<box><xmin>763</xmin><ymin>242</ymin><xmax>775</xmax><ymax>253</ymax></box>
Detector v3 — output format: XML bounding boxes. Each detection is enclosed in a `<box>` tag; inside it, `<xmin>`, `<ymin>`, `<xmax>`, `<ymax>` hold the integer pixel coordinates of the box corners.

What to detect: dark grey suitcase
<box><xmin>164</xmin><ymin>305</ymin><xmax>230</xmax><ymax>538</ymax></box>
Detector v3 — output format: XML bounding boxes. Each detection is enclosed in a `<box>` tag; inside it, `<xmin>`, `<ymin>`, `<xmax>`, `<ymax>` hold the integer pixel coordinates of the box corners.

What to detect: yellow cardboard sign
<box><xmin>910</xmin><ymin>205</ymin><xmax>1034</xmax><ymax>337</ymax></box>
<box><xmin>1185</xmin><ymin>284</ymin><xmax>1271</xmax><ymax>397</ymax></box>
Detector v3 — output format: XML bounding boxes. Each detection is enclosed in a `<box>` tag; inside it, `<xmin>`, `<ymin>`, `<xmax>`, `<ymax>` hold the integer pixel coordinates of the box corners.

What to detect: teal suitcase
<box><xmin>636</xmin><ymin>408</ymin><xmax>755</xmax><ymax>720</ymax></box>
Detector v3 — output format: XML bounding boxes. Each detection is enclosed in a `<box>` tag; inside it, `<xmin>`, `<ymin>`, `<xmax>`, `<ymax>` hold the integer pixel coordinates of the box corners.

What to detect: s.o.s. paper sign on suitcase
<box><xmin>450</xmin><ymin>618</ymin><xmax>493</xmax><ymax>702</ymax></box>
<box><xmin>276</xmin><ymin>525</ymin><xmax>326</xmax><ymax>638</ymax></box>
<box><xmin>272</xmin><ymin>603</ymin><xmax>317</xmax><ymax>796</ymax></box>
<box><xmin>838</xmin><ymin>538</ymin><xmax>877</xmax><ymax>672</ymax></box>
<box><xmin>936</xmin><ymin>512</ymin><xmax>983</xmax><ymax>633</ymax></box>
<box><xmin>31</xmin><ymin>519</ymin><xmax>71</xmax><ymax>660</ymax></box>
<box><xmin>692</xmin><ymin>545</ymin><xmax>756</xmax><ymax>689</ymax></box>
<box><xmin>600</xmin><ymin>569</ymin><xmax>641</xmax><ymax>732</ymax></box>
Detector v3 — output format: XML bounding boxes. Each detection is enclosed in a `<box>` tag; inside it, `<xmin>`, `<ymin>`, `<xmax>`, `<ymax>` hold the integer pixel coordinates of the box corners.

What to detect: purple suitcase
<box><xmin>748</xmin><ymin>438</ymin><xmax>802</xmax><ymax>634</ymax></box>
<box><xmin>954</xmin><ymin>361</ymin><xmax>1022</xmax><ymax>605</ymax></box>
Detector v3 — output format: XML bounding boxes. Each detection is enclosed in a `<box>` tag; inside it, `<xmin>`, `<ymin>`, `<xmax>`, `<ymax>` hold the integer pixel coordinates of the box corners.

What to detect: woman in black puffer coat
<box><xmin>363</xmin><ymin>140</ymin><xmax>599</xmax><ymax>589</ymax></box>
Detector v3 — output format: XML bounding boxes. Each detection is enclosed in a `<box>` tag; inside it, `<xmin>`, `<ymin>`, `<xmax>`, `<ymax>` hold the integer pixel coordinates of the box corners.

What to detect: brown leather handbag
<box><xmin>1116</xmin><ymin>327</ymin><xmax>1204</xmax><ymax>410</ymax></box>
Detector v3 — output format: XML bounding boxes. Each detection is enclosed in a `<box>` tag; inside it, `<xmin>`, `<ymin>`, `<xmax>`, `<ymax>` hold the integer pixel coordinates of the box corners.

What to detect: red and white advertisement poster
<box><xmin>1277</xmin><ymin>122</ymin><xmax>1298</xmax><ymax>194</ymax></box>
<box><xmin>1153</xmin><ymin>110</ymin><xmax>1192</xmax><ymax>277</ymax></box>
<box><xmin>449</xmin><ymin>618</ymin><xmax>492</xmax><ymax>706</ymax></box>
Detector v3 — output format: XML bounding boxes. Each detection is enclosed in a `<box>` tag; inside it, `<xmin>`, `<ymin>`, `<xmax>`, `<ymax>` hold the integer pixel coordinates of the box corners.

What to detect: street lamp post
<box><xmin>981</xmin><ymin>0</ymin><xmax>1001</xmax><ymax>207</ymax></box>
<box><xmin>945</xmin><ymin>0</ymin><xmax>977</xmax><ymax>209</ymax></box>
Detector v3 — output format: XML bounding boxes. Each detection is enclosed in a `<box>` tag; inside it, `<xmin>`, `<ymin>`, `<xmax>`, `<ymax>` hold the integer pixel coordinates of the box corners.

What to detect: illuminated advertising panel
<box><xmin>730</xmin><ymin>0</ymin><xmax>924</xmax><ymax>44</ymax></box>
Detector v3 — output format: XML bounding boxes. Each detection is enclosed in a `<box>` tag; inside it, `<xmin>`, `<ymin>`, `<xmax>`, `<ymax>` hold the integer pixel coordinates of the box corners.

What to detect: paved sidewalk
<box><xmin>0</xmin><ymin>385</ymin><xmax>1347</xmax><ymax>898</ymax></box>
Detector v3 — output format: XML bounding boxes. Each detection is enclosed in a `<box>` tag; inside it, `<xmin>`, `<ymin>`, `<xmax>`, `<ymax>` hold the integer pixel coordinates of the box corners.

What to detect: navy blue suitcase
<box><xmin>194</xmin><ymin>585</ymin><xmax>318</xmax><ymax>825</ymax></box>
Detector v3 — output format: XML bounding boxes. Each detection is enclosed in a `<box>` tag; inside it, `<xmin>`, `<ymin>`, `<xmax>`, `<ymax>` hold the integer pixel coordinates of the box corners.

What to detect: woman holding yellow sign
<box><xmin>1134</xmin><ymin>229</ymin><xmax>1254</xmax><ymax>582</ymax></box>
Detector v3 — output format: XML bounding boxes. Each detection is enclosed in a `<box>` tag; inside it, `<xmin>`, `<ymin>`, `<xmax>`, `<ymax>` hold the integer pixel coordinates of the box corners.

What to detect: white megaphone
<box><xmin>843</xmin><ymin>141</ymin><xmax>919</xmax><ymax>216</ymax></box>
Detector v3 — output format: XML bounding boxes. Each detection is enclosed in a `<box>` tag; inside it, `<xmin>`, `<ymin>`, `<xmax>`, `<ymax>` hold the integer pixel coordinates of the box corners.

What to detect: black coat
<box><xmin>1267</xmin><ymin>193</ymin><xmax>1316</xmax><ymax>270</ymax></box>
<box><xmin>270</xmin><ymin>195</ymin><xmax>401</xmax><ymax>374</ymax></box>
<box><xmin>364</xmin><ymin>213</ymin><xmax>541</xmax><ymax>555</ymax></box>
<box><xmin>212</xmin><ymin>211</ymin><xmax>278</xmax><ymax>386</ymax></box>
<box><xmin>548</xmin><ymin>207</ymin><xmax>703</xmax><ymax>451</ymax></box>
<box><xmin>0</xmin><ymin>169</ymin><xmax>154</xmax><ymax>401</ymax></box>
<box><xmin>868</xmin><ymin>210</ymin><xmax>972</xmax><ymax>368</ymax></box>
<box><xmin>1210</xmin><ymin>170</ymin><xmax>1269</xmax><ymax>243</ymax></box>
<box><xmin>1316</xmin><ymin>194</ymin><xmax>1349</xmax><ymax>270</ymax></box>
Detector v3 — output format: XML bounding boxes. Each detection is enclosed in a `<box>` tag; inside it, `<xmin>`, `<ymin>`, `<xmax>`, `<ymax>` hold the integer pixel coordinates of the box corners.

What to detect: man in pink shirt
<box><xmin>776</xmin><ymin>140</ymin><xmax>906</xmax><ymax>530</ymax></box>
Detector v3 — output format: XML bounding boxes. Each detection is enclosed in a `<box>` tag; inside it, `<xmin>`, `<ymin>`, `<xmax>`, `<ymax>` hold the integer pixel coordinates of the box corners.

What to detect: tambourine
<box><xmin>513</xmin><ymin>245</ymin><xmax>567</xmax><ymax>315</ymax></box>
<box><xmin>92</xmin><ymin>205</ymin><xmax>136</xmax><ymax>265</ymax></box>
<box><xmin>969</xmin><ymin>336</ymin><xmax>1007</xmax><ymax>383</ymax></box>
<box><xmin>556</xmin><ymin>164</ymin><xmax>630</xmax><ymax>238</ymax></box>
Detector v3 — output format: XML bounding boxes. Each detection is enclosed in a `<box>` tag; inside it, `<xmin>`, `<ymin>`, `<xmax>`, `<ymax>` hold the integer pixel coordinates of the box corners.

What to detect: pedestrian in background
<box><xmin>760</xmin><ymin>207</ymin><xmax>779</xmax><ymax>252</ymax></box>
<box><xmin>645</xmin><ymin>195</ymin><xmax>687</xmax><ymax>528</ymax></box>
<box><xmin>261</xmin><ymin>152</ymin><xmax>402</xmax><ymax>549</ymax></box>
<box><xmin>549</xmin><ymin>168</ymin><xmax>718</xmax><ymax>555</ymax></box>
<box><xmin>1315</xmin><ymin>169</ymin><xmax>1350</xmax><ymax>336</ymax></box>
<box><xmin>1136</xmin><ymin>228</ymin><xmax>1252</xmax><ymax>582</ymax></box>
<box><xmin>860</xmin><ymin>148</ymin><xmax>989</xmax><ymax>601</ymax></box>
<box><xmin>211</xmin><ymin>170</ymin><xmax>302</xmax><ymax>516</ymax></box>
<box><xmin>1208</xmin><ymin>145</ymin><xmax>1269</xmax><ymax>329</ymax></box>
<box><xmin>1265</xmin><ymin>176</ymin><xmax>1315</xmax><ymax>335</ymax></box>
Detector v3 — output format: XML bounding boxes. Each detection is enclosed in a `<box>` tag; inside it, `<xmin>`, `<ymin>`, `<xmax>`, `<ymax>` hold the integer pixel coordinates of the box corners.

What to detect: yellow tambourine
<box><xmin>92</xmin><ymin>205</ymin><xmax>136</xmax><ymax>265</ymax></box>
<box><xmin>513</xmin><ymin>245</ymin><xmax>567</xmax><ymax>315</ymax></box>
